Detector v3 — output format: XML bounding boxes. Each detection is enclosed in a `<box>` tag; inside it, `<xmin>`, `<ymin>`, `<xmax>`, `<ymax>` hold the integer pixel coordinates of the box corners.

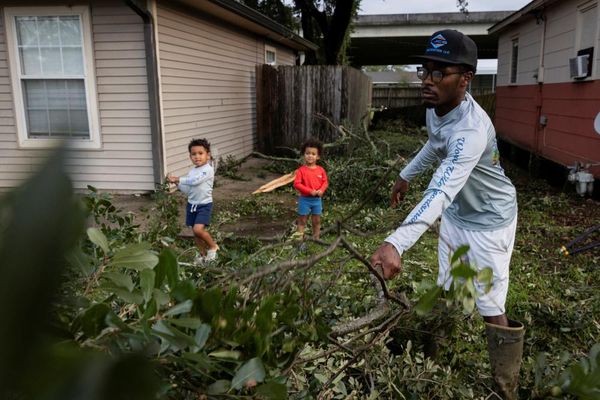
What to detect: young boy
<box><xmin>294</xmin><ymin>138</ymin><xmax>328</xmax><ymax>240</ymax></box>
<box><xmin>168</xmin><ymin>138</ymin><xmax>219</xmax><ymax>262</ymax></box>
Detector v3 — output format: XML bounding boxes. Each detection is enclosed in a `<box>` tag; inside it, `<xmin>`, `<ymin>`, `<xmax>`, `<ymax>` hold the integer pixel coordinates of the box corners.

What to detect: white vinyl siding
<box><xmin>0</xmin><ymin>2</ymin><xmax>154</xmax><ymax>191</ymax></box>
<box><xmin>270</xmin><ymin>42</ymin><xmax>296</xmax><ymax>65</ymax></box>
<box><xmin>156</xmin><ymin>2</ymin><xmax>296</xmax><ymax>176</ymax></box>
<box><xmin>496</xmin><ymin>0</ymin><xmax>600</xmax><ymax>85</ymax></box>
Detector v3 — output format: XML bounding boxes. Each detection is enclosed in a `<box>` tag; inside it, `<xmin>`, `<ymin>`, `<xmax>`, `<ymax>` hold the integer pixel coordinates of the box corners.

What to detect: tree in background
<box><xmin>240</xmin><ymin>0</ymin><xmax>298</xmax><ymax>30</ymax></box>
<box><xmin>294</xmin><ymin>0</ymin><xmax>360</xmax><ymax>65</ymax></box>
<box><xmin>239</xmin><ymin>0</ymin><xmax>469</xmax><ymax>65</ymax></box>
<box><xmin>240</xmin><ymin>0</ymin><xmax>360</xmax><ymax>65</ymax></box>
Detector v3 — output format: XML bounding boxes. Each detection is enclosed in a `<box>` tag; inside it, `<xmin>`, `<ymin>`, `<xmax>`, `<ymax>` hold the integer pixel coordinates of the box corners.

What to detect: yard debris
<box><xmin>252</xmin><ymin>171</ymin><xmax>296</xmax><ymax>194</ymax></box>
<box><xmin>559</xmin><ymin>223</ymin><xmax>600</xmax><ymax>256</ymax></box>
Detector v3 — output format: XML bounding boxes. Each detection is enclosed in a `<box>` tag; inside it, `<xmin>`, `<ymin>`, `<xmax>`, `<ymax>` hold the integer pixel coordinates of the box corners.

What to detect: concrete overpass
<box><xmin>348</xmin><ymin>11</ymin><xmax>513</xmax><ymax>66</ymax></box>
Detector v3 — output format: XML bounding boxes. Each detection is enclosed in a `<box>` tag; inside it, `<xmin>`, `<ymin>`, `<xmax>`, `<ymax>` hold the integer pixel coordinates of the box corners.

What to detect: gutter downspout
<box><xmin>125</xmin><ymin>0</ymin><xmax>165</xmax><ymax>185</ymax></box>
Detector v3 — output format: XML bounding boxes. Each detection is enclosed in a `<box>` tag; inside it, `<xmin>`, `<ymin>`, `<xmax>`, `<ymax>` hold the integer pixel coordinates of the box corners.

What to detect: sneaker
<box><xmin>194</xmin><ymin>254</ymin><xmax>205</xmax><ymax>265</ymax></box>
<box><xmin>205</xmin><ymin>246</ymin><xmax>219</xmax><ymax>262</ymax></box>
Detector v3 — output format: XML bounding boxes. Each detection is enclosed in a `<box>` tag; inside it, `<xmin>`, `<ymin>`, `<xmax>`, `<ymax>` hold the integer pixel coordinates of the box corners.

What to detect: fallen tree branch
<box><xmin>238</xmin><ymin>237</ymin><xmax>342</xmax><ymax>286</ymax></box>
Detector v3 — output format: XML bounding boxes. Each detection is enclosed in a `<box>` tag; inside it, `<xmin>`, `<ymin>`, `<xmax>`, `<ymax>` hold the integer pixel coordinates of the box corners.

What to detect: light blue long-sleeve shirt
<box><xmin>386</xmin><ymin>92</ymin><xmax>517</xmax><ymax>256</ymax></box>
<box><xmin>178</xmin><ymin>163</ymin><xmax>214</xmax><ymax>205</ymax></box>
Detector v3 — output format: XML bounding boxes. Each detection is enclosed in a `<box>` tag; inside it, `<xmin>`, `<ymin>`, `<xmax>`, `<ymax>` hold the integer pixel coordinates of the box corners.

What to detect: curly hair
<box><xmin>300</xmin><ymin>137</ymin><xmax>323</xmax><ymax>156</ymax></box>
<box><xmin>188</xmin><ymin>138</ymin><xmax>211</xmax><ymax>153</ymax></box>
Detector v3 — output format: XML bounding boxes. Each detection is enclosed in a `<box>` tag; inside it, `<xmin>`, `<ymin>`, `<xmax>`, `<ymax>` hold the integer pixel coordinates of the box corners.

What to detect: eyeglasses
<box><xmin>417</xmin><ymin>67</ymin><xmax>464</xmax><ymax>83</ymax></box>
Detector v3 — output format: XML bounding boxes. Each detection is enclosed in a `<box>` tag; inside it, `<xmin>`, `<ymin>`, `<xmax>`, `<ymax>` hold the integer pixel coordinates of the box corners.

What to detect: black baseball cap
<box><xmin>412</xmin><ymin>29</ymin><xmax>478</xmax><ymax>72</ymax></box>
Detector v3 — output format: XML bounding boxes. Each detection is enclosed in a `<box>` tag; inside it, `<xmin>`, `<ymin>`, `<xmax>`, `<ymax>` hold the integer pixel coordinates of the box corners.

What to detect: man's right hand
<box><xmin>391</xmin><ymin>178</ymin><xmax>409</xmax><ymax>208</ymax></box>
<box><xmin>370</xmin><ymin>242</ymin><xmax>402</xmax><ymax>279</ymax></box>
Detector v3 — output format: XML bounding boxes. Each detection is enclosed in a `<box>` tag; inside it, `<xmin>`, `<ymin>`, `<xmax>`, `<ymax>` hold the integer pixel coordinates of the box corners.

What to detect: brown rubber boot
<box><xmin>485</xmin><ymin>319</ymin><xmax>525</xmax><ymax>400</ymax></box>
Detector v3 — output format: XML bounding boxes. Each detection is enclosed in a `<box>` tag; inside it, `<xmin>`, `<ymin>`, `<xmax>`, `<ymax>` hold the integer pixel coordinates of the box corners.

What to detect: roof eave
<box><xmin>488</xmin><ymin>0</ymin><xmax>561</xmax><ymax>34</ymax></box>
<box><xmin>171</xmin><ymin>0</ymin><xmax>318</xmax><ymax>51</ymax></box>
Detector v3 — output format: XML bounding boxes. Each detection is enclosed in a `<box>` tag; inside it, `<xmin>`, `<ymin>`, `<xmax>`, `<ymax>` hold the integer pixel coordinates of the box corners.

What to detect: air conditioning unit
<box><xmin>569</xmin><ymin>54</ymin><xmax>589</xmax><ymax>79</ymax></box>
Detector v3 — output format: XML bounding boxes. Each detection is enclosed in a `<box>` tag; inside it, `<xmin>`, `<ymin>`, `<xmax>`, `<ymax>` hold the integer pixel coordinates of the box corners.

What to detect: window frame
<box><xmin>510</xmin><ymin>37</ymin><xmax>519</xmax><ymax>84</ymax></box>
<box><xmin>576</xmin><ymin>0</ymin><xmax>598</xmax><ymax>78</ymax></box>
<box><xmin>265</xmin><ymin>44</ymin><xmax>277</xmax><ymax>65</ymax></box>
<box><xmin>4</xmin><ymin>6</ymin><xmax>101</xmax><ymax>149</ymax></box>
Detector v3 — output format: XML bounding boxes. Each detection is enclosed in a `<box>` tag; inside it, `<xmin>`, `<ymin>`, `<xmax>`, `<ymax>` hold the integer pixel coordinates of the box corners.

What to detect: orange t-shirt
<box><xmin>294</xmin><ymin>165</ymin><xmax>328</xmax><ymax>196</ymax></box>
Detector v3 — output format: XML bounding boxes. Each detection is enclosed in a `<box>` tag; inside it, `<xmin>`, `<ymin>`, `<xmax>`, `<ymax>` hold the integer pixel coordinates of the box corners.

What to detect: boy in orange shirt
<box><xmin>294</xmin><ymin>138</ymin><xmax>328</xmax><ymax>239</ymax></box>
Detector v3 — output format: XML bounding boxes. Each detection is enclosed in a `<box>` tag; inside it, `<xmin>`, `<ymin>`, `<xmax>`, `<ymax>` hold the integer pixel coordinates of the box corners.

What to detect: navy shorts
<box><xmin>298</xmin><ymin>196</ymin><xmax>322</xmax><ymax>216</ymax></box>
<box><xmin>186</xmin><ymin>202</ymin><xmax>213</xmax><ymax>227</ymax></box>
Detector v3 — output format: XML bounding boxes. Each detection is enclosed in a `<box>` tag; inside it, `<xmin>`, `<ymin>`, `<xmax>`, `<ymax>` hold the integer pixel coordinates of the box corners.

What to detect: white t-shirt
<box><xmin>386</xmin><ymin>92</ymin><xmax>517</xmax><ymax>256</ymax></box>
<box><xmin>178</xmin><ymin>163</ymin><xmax>214</xmax><ymax>205</ymax></box>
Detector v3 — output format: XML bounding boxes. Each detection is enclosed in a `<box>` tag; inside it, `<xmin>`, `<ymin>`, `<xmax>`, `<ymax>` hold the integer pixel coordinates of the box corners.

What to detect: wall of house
<box><xmin>0</xmin><ymin>1</ymin><xmax>156</xmax><ymax>191</ymax></box>
<box><xmin>155</xmin><ymin>2</ymin><xmax>296</xmax><ymax>176</ymax></box>
<box><xmin>494</xmin><ymin>0</ymin><xmax>600</xmax><ymax>177</ymax></box>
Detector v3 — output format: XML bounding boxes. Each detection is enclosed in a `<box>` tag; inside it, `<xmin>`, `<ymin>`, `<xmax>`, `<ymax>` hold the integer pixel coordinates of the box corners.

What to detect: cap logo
<box><xmin>430</xmin><ymin>34</ymin><xmax>448</xmax><ymax>49</ymax></box>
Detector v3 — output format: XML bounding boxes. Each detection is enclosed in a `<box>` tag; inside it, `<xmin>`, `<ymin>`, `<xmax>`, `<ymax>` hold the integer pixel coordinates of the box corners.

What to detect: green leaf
<box><xmin>157</xmin><ymin>248</ymin><xmax>178</xmax><ymax>288</ymax></box>
<box><xmin>182</xmin><ymin>352</ymin><xmax>213</xmax><ymax>369</ymax></box>
<box><xmin>151</xmin><ymin>320</ymin><xmax>197</xmax><ymax>350</ymax></box>
<box><xmin>414</xmin><ymin>286</ymin><xmax>442</xmax><ymax>316</ymax></box>
<box><xmin>207</xmin><ymin>380</ymin><xmax>231</xmax><ymax>395</ymax></box>
<box><xmin>231</xmin><ymin>357</ymin><xmax>266</xmax><ymax>390</ymax></box>
<box><xmin>209</xmin><ymin>350</ymin><xmax>242</xmax><ymax>360</ymax></box>
<box><xmin>194</xmin><ymin>323</ymin><xmax>212</xmax><ymax>350</ymax></box>
<box><xmin>170</xmin><ymin>318</ymin><xmax>203</xmax><ymax>330</ymax></box>
<box><xmin>588</xmin><ymin>343</ymin><xmax>600</xmax><ymax>370</ymax></box>
<box><xmin>462</xmin><ymin>296</ymin><xmax>475</xmax><ymax>313</ymax></box>
<box><xmin>142</xmin><ymin>298</ymin><xmax>157</xmax><ymax>320</ymax></box>
<box><xmin>73</xmin><ymin>303</ymin><xmax>111</xmax><ymax>337</ymax></box>
<box><xmin>476</xmin><ymin>267</ymin><xmax>494</xmax><ymax>289</ymax></box>
<box><xmin>103</xmin><ymin>271</ymin><xmax>134</xmax><ymax>292</ymax></box>
<box><xmin>113</xmin><ymin>288</ymin><xmax>144</xmax><ymax>304</ymax></box>
<box><xmin>198</xmin><ymin>287</ymin><xmax>222</xmax><ymax>321</ymax></box>
<box><xmin>105</xmin><ymin>311</ymin><xmax>132</xmax><ymax>332</ymax></box>
<box><xmin>65</xmin><ymin>248</ymin><xmax>95</xmax><ymax>276</ymax></box>
<box><xmin>451</xmin><ymin>263</ymin><xmax>477</xmax><ymax>280</ymax></box>
<box><xmin>111</xmin><ymin>243</ymin><xmax>158</xmax><ymax>270</ymax></box>
<box><xmin>153</xmin><ymin>288</ymin><xmax>170</xmax><ymax>308</ymax></box>
<box><xmin>256</xmin><ymin>382</ymin><xmax>288</xmax><ymax>399</ymax></box>
<box><xmin>164</xmin><ymin>299</ymin><xmax>193</xmax><ymax>317</ymax></box>
<box><xmin>140</xmin><ymin>269</ymin><xmax>155</xmax><ymax>303</ymax></box>
<box><xmin>450</xmin><ymin>245</ymin><xmax>470</xmax><ymax>265</ymax></box>
<box><xmin>87</xmin><ymin>227</ymin><xmax>109</xmax><ymax>253</ymax></box>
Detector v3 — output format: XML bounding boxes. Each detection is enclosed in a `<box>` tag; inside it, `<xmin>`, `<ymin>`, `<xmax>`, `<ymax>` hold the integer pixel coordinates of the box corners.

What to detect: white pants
<box><xmin>437</xmin><ymin>216</ymin><xmax>517</xmax><ymax>317</ymax></box>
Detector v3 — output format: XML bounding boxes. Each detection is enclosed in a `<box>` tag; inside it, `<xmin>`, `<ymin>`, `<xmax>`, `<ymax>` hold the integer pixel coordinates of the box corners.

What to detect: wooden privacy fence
<box><xmin>372</xmin><ymin>86</ymin><xmax>422</xmax><ymax>109</ymax></box>
<box><xmin>372</xmin><ymin>85</ymin><xmax>496</xmax><ymax>109</ymax></box>
<box><xmin>256</xmin><ymin>65</ymin><xmax>372</xmax><ymax>154</ymax></box>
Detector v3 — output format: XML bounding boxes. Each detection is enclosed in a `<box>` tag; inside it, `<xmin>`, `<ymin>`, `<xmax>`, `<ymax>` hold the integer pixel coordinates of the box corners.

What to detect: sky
<box><xmin>358</xmin><ymin>0</ymin><xmax>532</xmax><ymax>15</ymax></box>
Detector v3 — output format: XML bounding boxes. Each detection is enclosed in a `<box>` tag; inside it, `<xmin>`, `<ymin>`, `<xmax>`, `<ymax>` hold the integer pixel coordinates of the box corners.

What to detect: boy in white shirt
<box><xmin>168</xmin><ymin>138</ymin><xmax>219</xmax><ymax>262</ymax></box>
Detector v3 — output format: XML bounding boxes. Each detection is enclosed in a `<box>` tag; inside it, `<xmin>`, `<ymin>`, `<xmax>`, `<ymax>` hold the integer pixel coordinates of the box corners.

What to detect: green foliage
<box><xmin>0</xmin><ymin>149</ymin><xmax>158</xmax><ymax>399</ymax></box>
<box><xmin>218</xmin><ymin>155</ymin><xmax>249</xmax><ymax>181</ymax></box>
<box><xmin>3</xmin><ymin>125</ymin><xmax>599</xmax><ymax>399</ymax></box>
<box><xmin>83</xmin><ymin>185</ymin><xmax>138</xmax><ymax>245</ymax></box>
<box><xmin>145</xmin><ymin>187</ymin><xmax>181</xmax><ymax>244</ymax></box>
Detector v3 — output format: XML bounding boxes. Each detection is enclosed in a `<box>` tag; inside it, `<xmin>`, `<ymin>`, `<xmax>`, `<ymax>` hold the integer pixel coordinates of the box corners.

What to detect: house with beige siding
<box><xmin>0</xmin><ymin>0</ymin><xmax>316</xmax><ymax>191</ymax></box>
<box><xmin>489</xmin><ymin>0</ymin><xmax>600</xmax><ymax>179</ymax></box>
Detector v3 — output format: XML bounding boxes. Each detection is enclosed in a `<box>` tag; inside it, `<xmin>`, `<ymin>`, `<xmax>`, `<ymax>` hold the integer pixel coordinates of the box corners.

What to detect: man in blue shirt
<box><xmin>370</xmin><ymin>30</ymin><xmax>523</xmax><ymax>399</ymax></box>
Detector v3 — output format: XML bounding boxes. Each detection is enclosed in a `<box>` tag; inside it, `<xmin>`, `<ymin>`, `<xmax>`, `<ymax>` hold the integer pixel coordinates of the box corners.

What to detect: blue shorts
<box><xmin>298</xmin><ymin>196</ymin><xmax>322</xmax><ymax>216</ymax></box>
<box><xmin>186</xmin><ymin>202</ymin><xmax>213</xmax><ymax>227</ymax></box>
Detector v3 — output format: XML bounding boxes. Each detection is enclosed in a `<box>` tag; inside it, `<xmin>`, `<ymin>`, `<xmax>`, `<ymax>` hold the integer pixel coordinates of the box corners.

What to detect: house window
<box><xmin>510</xmin><ymin>38</ymin><xmax>519</xmax><ymax>84</ymax></box>
<box><xmin>265</xmin><ymin>45</ymin><xmax>277</xmax><ymax>65</ymax></box>
<box><xmin>577</xmin><ymin>1</ymin><xmax>597</xmax><ymax>76</ymax></box>
<box><xmin>578</xmin><ymin>1</ymin><xmax>597</xmax><ymax>50</ymax></box>
<box><xmin>4</xmin><ymin>6</ymin><xmax>100</xmax><ymax>149</ymax></box>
